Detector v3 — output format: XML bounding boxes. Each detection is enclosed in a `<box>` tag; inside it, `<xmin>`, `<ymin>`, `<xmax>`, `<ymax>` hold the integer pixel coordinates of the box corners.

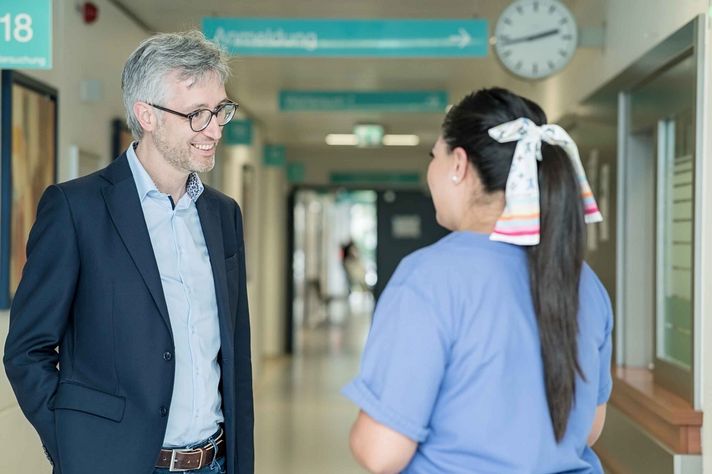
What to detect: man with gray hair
<box><xmin>4</xmin><ymin>31</ymin><xmax>254</xmax><ymax>474</ymax></box>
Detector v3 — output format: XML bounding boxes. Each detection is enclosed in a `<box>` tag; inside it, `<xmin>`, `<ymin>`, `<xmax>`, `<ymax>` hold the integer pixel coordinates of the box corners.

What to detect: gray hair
<box><xmin>121</xmin><ymin>30</ymin><xmax>231</xmax><ymax>139</ymax></box>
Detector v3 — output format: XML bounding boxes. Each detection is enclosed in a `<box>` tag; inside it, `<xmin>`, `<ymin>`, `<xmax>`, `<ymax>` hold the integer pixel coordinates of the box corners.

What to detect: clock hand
<box><xmin>499</xmin><ymin>28</ymin><xmax>560</xmax><ymax>46</ymax></box>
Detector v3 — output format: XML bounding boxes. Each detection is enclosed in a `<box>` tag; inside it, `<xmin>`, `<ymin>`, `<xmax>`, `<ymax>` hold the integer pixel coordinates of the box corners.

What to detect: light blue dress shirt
<box><xmin>127</xmin><ymin>144</ymin><xmax>223</xmax><ymax>447</ymax></box>
<box><xmin>343</xmin><ymin>231</ymin><xmax>613</xmax><ymax>473</ymax></box>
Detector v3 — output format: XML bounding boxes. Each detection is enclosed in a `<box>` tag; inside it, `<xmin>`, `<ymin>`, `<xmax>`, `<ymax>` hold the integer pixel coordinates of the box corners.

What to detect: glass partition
<box><xmin>628</xmin><ymin>51</ymin><xmax>696</xmax><ymax>402</ymax></box>
<box><xmin>657</xmin><ymin>113</ymin><xmax>694</xmax><ymax>370</ymax></box>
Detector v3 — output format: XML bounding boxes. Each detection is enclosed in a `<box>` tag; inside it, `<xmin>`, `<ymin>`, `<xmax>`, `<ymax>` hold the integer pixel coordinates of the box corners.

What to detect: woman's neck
<box><xmin>455</xmin><ymin>196</ymin><xmax>505</xmax><ymax>234</ymax></box>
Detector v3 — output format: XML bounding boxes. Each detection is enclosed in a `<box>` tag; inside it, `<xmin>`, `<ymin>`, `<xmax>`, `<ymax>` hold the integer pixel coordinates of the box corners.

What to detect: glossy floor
<box><xmin>254</xmin><ymin>299</ymin><xmax>371</xmax><ymax>473</ymax></box>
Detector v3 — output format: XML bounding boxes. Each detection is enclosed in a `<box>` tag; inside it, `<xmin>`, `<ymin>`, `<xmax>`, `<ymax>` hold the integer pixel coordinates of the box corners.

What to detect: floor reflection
<box><xmin>254</xmin><ymin>294</ymin><xmax>372</xmax><ymax>474</ymax></box>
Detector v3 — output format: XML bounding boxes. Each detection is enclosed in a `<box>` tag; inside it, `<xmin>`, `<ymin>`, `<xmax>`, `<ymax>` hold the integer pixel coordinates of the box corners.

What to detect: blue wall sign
<box><xmin>203</xmin><ymin>18</ymin><xmax>488</xmax><ymax>57</ymax></box>
<box><xmin>0</xmin><ymin>0</ymin><xmax>52</xmax><ymax>69</ymax></box>
<box><xmin>280</xmin><ymin>91</ymin><xmax>448</xmax><ymax>112</ymax></box>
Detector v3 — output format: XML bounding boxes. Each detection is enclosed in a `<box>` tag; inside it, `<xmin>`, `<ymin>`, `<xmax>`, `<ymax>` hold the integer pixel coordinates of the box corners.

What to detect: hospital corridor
<box><xmin>2</xmin><ymin>1</ymin><xmax>712</xmax><ymax>473</ymax></box>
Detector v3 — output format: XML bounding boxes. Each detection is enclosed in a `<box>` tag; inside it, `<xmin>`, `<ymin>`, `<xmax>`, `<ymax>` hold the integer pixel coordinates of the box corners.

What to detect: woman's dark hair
<box><xmin>441</xmin><ymin>88</ymin><xmax>586</xmax><ymax>441</ymax></box>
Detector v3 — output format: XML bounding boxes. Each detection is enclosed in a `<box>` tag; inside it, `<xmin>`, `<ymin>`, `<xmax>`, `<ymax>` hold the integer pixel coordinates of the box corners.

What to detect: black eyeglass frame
<box><xmin>148</xmin><ymin>101</ymin><xmax>238</xmax><ymax>132</ymax></box>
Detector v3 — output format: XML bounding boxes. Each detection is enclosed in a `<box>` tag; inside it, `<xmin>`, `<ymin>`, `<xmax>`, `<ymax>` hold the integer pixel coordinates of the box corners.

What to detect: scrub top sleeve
<box><xmin>342</xmin><ymin>283</ymin><xmax>449</xmax><ymax>442</ymax></box>
<box><xmin>596</xmin><ymin>283</ymin><xmax>614</xmax><ymax>405</ymax></box>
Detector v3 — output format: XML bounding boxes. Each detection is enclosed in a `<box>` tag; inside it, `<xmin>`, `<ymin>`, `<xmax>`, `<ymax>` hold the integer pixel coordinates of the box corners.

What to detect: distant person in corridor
<box><xmin>341</xmin><ymin>240</ymin><xmax>369</xmax><ymax>293</ymax></box>
<box><xmin>3</xmin><ymin>31</ymin><xmax>253</xmax><ymax>474</ymax></box>
<box><xmin>343</xmin><ymin>88</ymin><xmax>613</xmax><ymax>473</ymax></box>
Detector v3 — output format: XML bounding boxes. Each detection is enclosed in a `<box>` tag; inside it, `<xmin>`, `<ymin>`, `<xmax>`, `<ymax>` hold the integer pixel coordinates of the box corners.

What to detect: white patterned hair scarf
<box><xmin>487</xmin><ymin>117</ymin><xmax>602</xmax><ymax>246</ymax></box>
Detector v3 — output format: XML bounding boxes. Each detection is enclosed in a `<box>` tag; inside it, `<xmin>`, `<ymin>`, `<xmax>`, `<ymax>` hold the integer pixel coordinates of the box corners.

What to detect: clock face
<box><xmin>494</xmin><ymin>0</ymin><xmax>578</xmax><ymax>80</ymax></box>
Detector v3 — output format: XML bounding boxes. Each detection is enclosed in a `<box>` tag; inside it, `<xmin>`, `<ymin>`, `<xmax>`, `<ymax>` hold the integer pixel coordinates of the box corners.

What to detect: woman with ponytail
<box><xmin>343</xmin><ymin>88</ymin><xmax>613</xmax><ymax>474</ymax></box>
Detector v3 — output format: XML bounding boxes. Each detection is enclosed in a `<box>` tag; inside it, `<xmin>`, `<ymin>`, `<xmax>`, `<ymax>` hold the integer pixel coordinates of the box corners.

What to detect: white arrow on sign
<box><xmin>318</xmin><ymin>28</ymin><xmax>473</xmax><ymax>49</ymax></box>
<box><xmin>212</xmin><ymin>27</ymin><xmax>474</xmax><ymax>51</ymax></box>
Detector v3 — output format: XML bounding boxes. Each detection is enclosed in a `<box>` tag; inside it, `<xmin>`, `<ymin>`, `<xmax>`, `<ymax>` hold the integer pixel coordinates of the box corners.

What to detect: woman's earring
<box><xmin>451</xmin><ymin>176</ymin><xmax>459</xmax><ymax>183</ymax></box>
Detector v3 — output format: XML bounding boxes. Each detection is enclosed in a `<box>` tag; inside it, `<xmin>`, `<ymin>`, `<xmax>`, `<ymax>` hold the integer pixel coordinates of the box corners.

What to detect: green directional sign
<box><xmin>280</xmin><ymin>91</ymin><xmax>448</xmax><ymax>112</ymax></box>
<box><xmin>330</xmin><ymin>172</ymin><xmax>420</xmax><ymax>186</ymax></box>
<box><xmin>263</xmin><ymin>144</ymin><xmax>286</xmax><ymax>167</ymax></box>
<box><xmin>223</xmin><ymin>120</ymin><xmax>252</xmax><ymax>145</ymax></box>
<box><xmin>203</xmin><ymin>18</ymin><xmax>488</xmax><ymax>57</ymax></box>
<box><xmin>287</xmin><ymin>162</ymin><xmax>306</xmax><ymax>183</ymax></box>
<box><xmin>0</xmin><ymin>0</ymin><xmax>52</xmax><ymax>69</ymax></box>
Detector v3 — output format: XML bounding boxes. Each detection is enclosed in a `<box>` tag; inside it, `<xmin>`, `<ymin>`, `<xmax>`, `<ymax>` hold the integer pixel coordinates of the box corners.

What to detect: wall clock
<box><xmin>493</xmin><ymin>0</ymin><xmax>578</xmax><ymax>80</ymax></box>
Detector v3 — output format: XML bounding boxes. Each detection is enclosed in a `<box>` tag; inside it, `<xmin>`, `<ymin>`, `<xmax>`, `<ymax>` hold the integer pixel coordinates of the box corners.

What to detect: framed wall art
<box><xmin>0</xmin><ymin>71</ymin><xmax>58</xmax><ymax>308</ymax></box>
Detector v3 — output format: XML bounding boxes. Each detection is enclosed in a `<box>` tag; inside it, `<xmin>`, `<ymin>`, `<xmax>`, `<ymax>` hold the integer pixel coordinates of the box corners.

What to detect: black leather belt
<box><xmin>155</xmin><ymin>429</ymin><xmax>225</xmax><ymax>472</ymax></box>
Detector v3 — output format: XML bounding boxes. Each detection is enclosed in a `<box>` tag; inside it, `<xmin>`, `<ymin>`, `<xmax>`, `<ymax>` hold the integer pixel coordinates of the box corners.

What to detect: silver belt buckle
<box><xmin>169</xmin><ymin>448</ymin><xmax>203</xmax><ymax>472</ymax></box>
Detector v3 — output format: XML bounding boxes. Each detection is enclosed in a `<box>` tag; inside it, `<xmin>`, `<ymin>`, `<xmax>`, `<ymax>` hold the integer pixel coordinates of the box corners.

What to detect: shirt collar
<box><xmin>185</xmin><ymin>172</ymin><xmax>205</xmax><ymax>202</ymax></box>
<box><xmin>126</xmin><ymin>142</ymin><xmax>204</xmax><ymax>202</ymax></box>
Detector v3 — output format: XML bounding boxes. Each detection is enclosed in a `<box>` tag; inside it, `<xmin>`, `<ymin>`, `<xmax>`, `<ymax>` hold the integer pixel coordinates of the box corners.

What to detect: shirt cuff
<box><xmin>597</xmin><ymin>378</ymin><xmax>612</xmax><ymax>405</ymax></box>
<box><xmin>341</xmin><ymin>378</ymin><xmax>430</xmax><ymax>442</ymax></box>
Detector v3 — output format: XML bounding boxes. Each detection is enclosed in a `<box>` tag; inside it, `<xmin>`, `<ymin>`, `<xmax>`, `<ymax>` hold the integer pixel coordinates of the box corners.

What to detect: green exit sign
<box><xmin>0</xmin><ymin>0</ymin><xmax>52</xmax><ymax>69</ymax></box>
<box><xmin>354</xmin><ymin>124</ymin><xmax>383</xmax><ymax>147</ymax></box>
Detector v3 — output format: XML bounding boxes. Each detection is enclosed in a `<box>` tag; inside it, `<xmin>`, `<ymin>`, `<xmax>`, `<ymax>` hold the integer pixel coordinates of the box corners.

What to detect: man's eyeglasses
<box><xmin>148</xmin><ymin>101</ymin><xmax>238</xmax><ymax>132</ymax></box>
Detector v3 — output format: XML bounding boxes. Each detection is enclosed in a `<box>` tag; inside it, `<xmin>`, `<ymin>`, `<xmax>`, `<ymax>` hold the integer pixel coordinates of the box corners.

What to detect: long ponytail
<box><xmin>528</xmin><ymin>143</ymin><xmax>586</xmax><ymax>441</ymax></box>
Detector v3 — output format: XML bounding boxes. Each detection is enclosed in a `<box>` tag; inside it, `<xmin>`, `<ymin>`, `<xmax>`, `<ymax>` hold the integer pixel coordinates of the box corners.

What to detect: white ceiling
<box><xmin>112</xmin><ymin>0</ymin><xmax>601</xmax><ymax>151</ymax></box>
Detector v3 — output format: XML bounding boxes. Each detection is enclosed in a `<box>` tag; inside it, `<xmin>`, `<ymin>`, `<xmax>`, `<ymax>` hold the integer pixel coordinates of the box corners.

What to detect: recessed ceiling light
<box><xmin>382</xmin><ymin>134</ymin><xmax>420</xmax><ymax>146</ymax></box>
<box><xmin>325</xmin><ymin>134</ymin><xmax>358</xmax><ymax>146</ymax></box>
<box><xmin>325</xmin><ymin>133</ymin><xmax>420</xmax><ymax>146</ymax></box>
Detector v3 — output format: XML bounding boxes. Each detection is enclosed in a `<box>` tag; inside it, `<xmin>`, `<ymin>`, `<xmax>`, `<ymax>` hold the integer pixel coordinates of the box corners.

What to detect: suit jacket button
<box><xmin>160</xmin><ymin>406</ymin><xmax>168</xmax><ymax>416</ymax></box>
<box><xmin>163</xmin><ymin>351</ymin><xmax>172</xmax><ymax>361</ymax></box>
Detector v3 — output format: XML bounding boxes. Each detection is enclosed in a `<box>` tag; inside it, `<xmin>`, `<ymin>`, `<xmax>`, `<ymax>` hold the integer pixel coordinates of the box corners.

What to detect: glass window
<box><xmin>627</xmin><ymin>52</ymin><xmax>697</xmax><ymax>403</ymax></box>
<box><xmin>657</xmin><ymin>113</ymin><xmax>694</xmax><ymax>369</ymax></box>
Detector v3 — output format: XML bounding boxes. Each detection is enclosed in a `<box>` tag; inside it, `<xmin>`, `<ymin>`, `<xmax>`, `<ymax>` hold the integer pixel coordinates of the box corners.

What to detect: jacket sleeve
<box><xmin>3</xmin><ymin>184</ymin><xmax>80</xmax><ymax>465</ymax></box>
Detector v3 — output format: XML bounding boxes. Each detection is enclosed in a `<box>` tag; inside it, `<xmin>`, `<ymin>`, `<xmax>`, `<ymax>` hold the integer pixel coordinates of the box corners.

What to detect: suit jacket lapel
<box><xmin>101</xmin><ymin>154</ymin><xmax>172</xmax><ymax>333</ymax></box>
<box><xmin>196</xmin><ymin>192</ymin><xmax>235</xmax><ymax>340</ymax></box>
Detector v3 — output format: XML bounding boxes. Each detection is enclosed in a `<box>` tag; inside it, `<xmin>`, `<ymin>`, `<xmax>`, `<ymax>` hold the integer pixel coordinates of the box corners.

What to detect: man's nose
<box><xmin>202</xmin><ymin>115</ymin><xmax>223</xmax><ymax>140</ymax></box>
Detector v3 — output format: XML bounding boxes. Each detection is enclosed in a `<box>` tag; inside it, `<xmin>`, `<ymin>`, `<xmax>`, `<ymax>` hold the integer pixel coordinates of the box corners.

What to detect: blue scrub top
<box><xmin>343</xmin><ymin>231</ymin><xmax>613</xmax><ymax>473</ymax></box>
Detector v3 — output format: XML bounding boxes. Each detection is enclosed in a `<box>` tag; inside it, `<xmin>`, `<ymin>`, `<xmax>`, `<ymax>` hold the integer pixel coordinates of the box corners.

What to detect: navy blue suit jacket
<box><xmin>3</xmin><ymin>153</ymin><xmax>254</xmax><ymax>474</ymax></box>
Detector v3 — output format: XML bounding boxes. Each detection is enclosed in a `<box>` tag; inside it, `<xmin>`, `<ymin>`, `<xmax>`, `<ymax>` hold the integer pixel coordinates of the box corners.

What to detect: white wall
<box><xmin>219</xmin><ymin>144</ymin><xmax>265</xmax><ymax>375</ymax></box>
<box><xmin>218</xmin><ymin>126</ymin><xmax>289</xmax><ymax>370</ymax></box>
<box><xmin>220</xmin><ymin>145</ymin><xmax>263</xmax><ymax>372</ymax></box>
<box><xmin>538</xmin><ymin>0</ymin><xmax>709</xmax><ymax>119</ymax></box>
<box><xmin>257</xmin><ymin>165</ymin><xmax>288</xmax><ymax>356</ymax></box>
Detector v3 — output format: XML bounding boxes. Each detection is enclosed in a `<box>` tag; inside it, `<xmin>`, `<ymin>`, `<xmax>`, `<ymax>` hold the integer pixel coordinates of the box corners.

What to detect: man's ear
<box><xmin>133</xmin><ymin>102</ymin><xmax>157</xmax><ymax>133</ymax></box>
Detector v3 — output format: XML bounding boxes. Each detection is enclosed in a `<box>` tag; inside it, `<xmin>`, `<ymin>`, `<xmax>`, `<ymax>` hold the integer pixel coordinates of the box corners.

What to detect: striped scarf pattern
<box><xmin>487</xmin><ymin>117</ymin><xmax>602</xmax><ymax>246</ymax></box>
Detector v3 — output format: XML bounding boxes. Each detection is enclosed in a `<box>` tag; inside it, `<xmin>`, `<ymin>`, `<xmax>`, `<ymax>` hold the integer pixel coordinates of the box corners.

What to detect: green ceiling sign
<box><xmin>203</xmin><ymin>18</ymin><xmax>488</xmax><ymax>57</ymax></box>
<box><xmin>280</xmin><ymin>91</ymin><xmax>449</xmax><ymax>112</ymax></box>
<box><xmin>330</xmin><ymin>172</ymin><xmax>420</xmax><ymax>186</ymax></box>
<box><xmin>287</xmin><ymin>162</ymin><xmax>305</xmax><ymax>183</ymax></box>
<box><xmin>223</xmin><ymin>120</ymin><xmax>252</xmax><ymax>145</ymax></box>
<box><xmin>263</xmin><ymin>145</ymin><xmax>286</xmax><ymax>167</ymax></box>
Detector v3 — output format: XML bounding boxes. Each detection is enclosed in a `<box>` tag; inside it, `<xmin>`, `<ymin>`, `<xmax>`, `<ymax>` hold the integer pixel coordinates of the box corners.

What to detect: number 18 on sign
<box><xmin>0</xmin><ymin>0</ymin><xmax>52</xmax><ymax>69</ymax></box>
